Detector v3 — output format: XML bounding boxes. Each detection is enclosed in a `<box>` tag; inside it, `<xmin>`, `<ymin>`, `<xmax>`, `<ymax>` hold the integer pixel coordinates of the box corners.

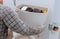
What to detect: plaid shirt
<box><xmin>0</xmin><ymin>5</ymin><xmax>40</xmax><ymax>39</ymax></box>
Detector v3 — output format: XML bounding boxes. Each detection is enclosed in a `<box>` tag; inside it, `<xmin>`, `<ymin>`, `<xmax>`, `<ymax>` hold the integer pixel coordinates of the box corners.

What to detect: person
<box><xmin>0</xmin><ymin>4</ymin><xmax>40</xmax><ymax>39</ymax></box>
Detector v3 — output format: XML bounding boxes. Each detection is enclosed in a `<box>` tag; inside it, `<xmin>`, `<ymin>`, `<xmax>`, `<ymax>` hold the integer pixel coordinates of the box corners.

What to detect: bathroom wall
<box><xmin>50</xmin><ymin>0</ymin><xmax>60</xmax><ymax>39</ymax></box>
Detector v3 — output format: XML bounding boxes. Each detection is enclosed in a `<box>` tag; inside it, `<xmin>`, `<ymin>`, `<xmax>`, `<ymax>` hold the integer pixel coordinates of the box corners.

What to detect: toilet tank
<box><xmin>16</xmin><ymin>4</ymin><xmax>48</xmax><ymax>32</ymax></box>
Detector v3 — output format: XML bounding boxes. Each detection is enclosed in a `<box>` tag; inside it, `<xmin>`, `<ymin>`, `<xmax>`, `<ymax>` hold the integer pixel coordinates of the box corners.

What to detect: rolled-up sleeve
<box><xmin>3</xmin><ymin>7</ymin><xmax>40</xmax><ymax>36</ymax></box>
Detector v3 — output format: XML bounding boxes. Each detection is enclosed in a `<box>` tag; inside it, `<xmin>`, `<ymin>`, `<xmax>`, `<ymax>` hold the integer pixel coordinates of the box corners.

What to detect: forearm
<box><xmin>13</xmin><ymin>23</ymin><xmax>40</xmax><ymax>36</ymax></box>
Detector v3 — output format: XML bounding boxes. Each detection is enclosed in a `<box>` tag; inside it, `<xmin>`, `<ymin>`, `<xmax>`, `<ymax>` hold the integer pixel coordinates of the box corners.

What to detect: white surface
<box><xmin>49</xmin><ymin>31</ymin><xmax>59</xmax><ymax>39</ymax></box>
<box><xmin>49</xmin><ymin>0</ymin><xmax>60</xmax><ymax>39</ymax></box>
<box><xmin>3</xmin><ymin>0</ymin><xmax>16</xmax><ymax>10</ymax></box>
<box><xmin>20</xmin><ymin>6</ymin><xmax>28</xmax><ymax>11</ymax></box>
<box><xmin>17</xmin><ymin>10</ymin><xmax>48</xmax><ymax>29</ymax></box>
<box><xmin>12</xmin><ymin>32</ymin><xmax>21</xmax><ymax>39</ymax></box>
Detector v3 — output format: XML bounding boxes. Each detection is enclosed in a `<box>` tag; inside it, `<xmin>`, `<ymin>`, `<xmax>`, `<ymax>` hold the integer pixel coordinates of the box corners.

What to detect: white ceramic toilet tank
<box><xmin>16</xmin><ymin>5</ymin><xmax>48</xmax><ymax>32</ymax></box>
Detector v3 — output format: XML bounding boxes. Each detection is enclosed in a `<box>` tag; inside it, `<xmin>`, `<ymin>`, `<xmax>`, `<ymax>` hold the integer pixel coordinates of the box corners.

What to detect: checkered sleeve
<box><xmin>3</xmin><ymin>7</ymin><xmax>40</xmax><ymax>35</ymax></box>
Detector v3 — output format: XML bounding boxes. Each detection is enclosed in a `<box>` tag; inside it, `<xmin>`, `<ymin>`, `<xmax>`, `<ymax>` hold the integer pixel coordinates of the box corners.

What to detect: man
<box><xmin>0</xmin><ymin>5</ymin><xmax>40</xmax><ymax>39</ymax></box>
